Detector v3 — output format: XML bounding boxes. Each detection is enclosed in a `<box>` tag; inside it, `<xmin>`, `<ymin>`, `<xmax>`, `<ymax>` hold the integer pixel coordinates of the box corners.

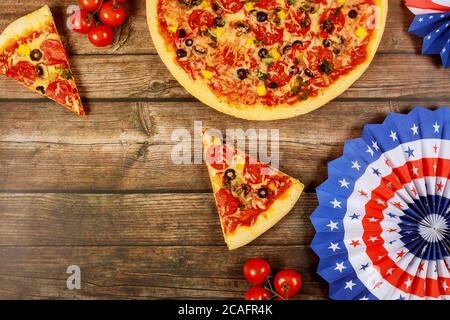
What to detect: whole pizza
<box><xmin>147</xmin><ymin>0</ymin><xmax>388</xmax><ymax>120</ymax></box>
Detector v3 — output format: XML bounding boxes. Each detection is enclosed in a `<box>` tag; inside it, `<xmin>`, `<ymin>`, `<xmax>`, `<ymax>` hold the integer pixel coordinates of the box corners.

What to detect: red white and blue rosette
<box><xmin>406</xmin><ymin>1</ymin><xmax>450</xmax><ymax>67</ymax></box>
<box><xmin>311</xmin><ymin>107</ymin><xmax>450</xmax><ymax>300</ymax></box>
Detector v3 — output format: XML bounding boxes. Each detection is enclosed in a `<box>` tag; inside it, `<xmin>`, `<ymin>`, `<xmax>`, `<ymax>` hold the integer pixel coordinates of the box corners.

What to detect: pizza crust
<box><xmin>147</xmin><ymin>0</ymin><xmax>388</xmax><ymax>120</ymax></box>
<box><xmin>0</xmin><ymin>5</ymin><xmax>53</xmax><ymax>53</ymax></box>
<box><xmin>225</xmin><ymin>179</ymin><xmax>303</xmax><ymax>250</ymax></box>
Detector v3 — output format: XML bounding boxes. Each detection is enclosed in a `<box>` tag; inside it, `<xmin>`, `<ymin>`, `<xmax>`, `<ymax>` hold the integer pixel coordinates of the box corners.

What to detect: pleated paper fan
<box><xmin>311</xmin><ymin>106</ymin><xmax>450</xmax><ymax>300</ymax></box>
<box><xmin>406</xmin><ymin>1</ymin><xmax>450</xmax><ymax>67</ymax></box>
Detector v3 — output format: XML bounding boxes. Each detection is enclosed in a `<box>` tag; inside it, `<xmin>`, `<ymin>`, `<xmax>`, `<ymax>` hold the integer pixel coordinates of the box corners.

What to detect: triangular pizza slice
<box><xmin>0</xmin><ymin>5</ymin><xmax>85</xmax><ymax>115</ymax></box>
<box><xmin>202</xmin><ymin>130</ymin><xmax>304</xmax><ymax>250</ymax></box>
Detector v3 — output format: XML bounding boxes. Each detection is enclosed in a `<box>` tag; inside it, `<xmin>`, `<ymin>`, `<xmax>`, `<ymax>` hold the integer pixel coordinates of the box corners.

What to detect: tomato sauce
<box><xmin>157</xmin><ymin>0</ymin><xmax>377</xmax><ymax>107</ymax></box>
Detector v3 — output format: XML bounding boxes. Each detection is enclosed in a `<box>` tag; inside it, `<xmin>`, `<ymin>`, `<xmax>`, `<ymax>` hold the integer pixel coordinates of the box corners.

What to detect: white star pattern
<box><xmin>339</xmin><ymin>178</ymin><xmax>350</xmax><ymax>189</ymax></box>
<box><xmin>345</xmin><ymin>280</ymin><xmax>356</xmax><ymax>290</ymax></box>
<box><xmin>412</xmin><ymin>165</ymin><xmax>419</xmax><ymax>176</ymax></box>
<box><xmin>328</xmin><ymin>242</ymin><xmax>340</xmax><ymax>252</ymax></box>
<box><xmin>372</xmin><ymin>141</ymin><xmax>379</xmax><ymax>151</ymax></box>
<box><xmin>442</xmin><ymin>281</ymin><xmax>449</xmax><ymax>292</ymax></box>
<box><xmin>386</xmin><ymin>267</ymin><xmax>395</xmax><ymax>275</ymax></box>
<box><xmin>335</xmin><ymin>262</ymin><xmax>346</xmax><ymax>272</ymax></box>
<box><xmin>366</xmin><ymin>146</ymin><xmax>374</xmax><ymax>157</ymax></box>
<box><xmin>433</xmin><ymin>122</ymin><xmax>440</xmax><ymax>133</ymax></box>
<box><xmin>389</xmin><ymin>130</ymin><xmax>398</xmax><ymax>142</ymax></box>
<box><xmin>327</xmin><ymin>220</ymin><xmax>338</xmax><ymax>231</ymax></box>
<box><xmin>410</xmin><ymin>123</ymin><xmax>419</xmax><ymax>135</ymax></box>
<box><xmin>368</xmin><ymin>236</ymin><xmax>379</xmax><ymax>243</ymax></box>
<box><xmin>404</xmin><ymin>277</ymin><xmax>412</xmax><ymax>289</ymax></box>
<box><xmin>351</xmin><ymin>160</ymin><xmax>361</xmax><ymax>171</ymax></box>
<box><xmin>359</xmin><ymin>296</ymin><xmax>369</xmax><ymax>300</ymax></box>
<box><xmin>331</xmin><ymin>198</ymin><xmax>342</xmax><ymax>208</ymax></box>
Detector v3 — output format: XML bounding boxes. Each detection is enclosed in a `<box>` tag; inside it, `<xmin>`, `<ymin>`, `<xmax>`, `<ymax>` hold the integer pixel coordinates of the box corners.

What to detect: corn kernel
<box><xmin>256</xmin><ymin>83</ymin><xmax>267</xmax><ymax>96</ymax></box>
<box><xmin>337</xmin><ymin>0</ymin><xmax>346</xmax><ymax>5</ymax></box>
<box><xmin>17</xmin><ymin>44</ymin><xmax>30</xmax><ymax>56</ymax></box>
<box><xmin>277</xmin><ymin>10</ymin><xmax>286</xmax><ymax>21</ymax></box>
<box><xmin>215</xmin><ymin>27</ymin><xmax>225</xmax><ymax>38</ymax></box>
<box><xmin>168</xmin><ymin>25</ymin><xmax>178</xmax><ymax>33</ymax></box>
<box><xmin>269</xmin><ymin>48</ymin><xmax>281</xmax><ymax>61</ymax></box>
<box><xmin>268</xmin><ymin>182</ymin><xmax>277</xmax><ymax>192</ymax></box>
<box><xmin>245</xmin><ymin>38</ymin><xmax>254</xmax><ymax>47</ymax></box>
<box><xmin>244</xmin><ymin>2</ymin><xmax>254</xmax><ymax>11</ymax></box>
<box><xmin>355</xmin><ymin>27</ymin><xmax>368</xmax><ymax>39</ymax></box>
<box><xmin>200</xmin><ymin>0</ymin><xmax>209</xmax><ymax>9</ymax></box>
<box><xmin>202</xmin><ymin>70</ymin><xmax>214</xmax><ymax>79</ymax></box>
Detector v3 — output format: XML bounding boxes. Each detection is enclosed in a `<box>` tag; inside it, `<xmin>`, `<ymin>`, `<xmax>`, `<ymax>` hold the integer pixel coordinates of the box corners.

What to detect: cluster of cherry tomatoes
<box><xmin>243</xmin><ymin>258</ymin><xmax>302</xmax><ymax>300</ymax></box>
<box><xmin>70</xmin><ymin>0</ymin><xmax>128</xmax><ymax>47</ymax></box>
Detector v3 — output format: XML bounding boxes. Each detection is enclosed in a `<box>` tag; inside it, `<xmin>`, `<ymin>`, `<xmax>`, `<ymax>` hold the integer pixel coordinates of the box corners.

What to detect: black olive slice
<box><xmin>224</xmin><ymin>169</ymin><xmax>236</xmax><ymax>180</ymax></box>
<box><xmin>176</xmin><ymin>49</ymin><xmax>187</xmax><ymax>58</ymax></box>
<box><xmin>257</xmin><ymin>187</ymin><xmax>269</xmax><ymax>198</ymax></box>
<box><xmin>36</xmin><ymin>85</ymin><xmax>45</xmax><ymax>94</ymax></box>
<box><xmin>30</xmin><ymin>49</ymin><xmax>43</xmax><ymax>61</ymax></box>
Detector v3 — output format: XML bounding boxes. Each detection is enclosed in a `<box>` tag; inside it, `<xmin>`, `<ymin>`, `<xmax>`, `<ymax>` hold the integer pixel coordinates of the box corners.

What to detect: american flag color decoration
<box><xmin>311</xmin><ymin>107</ymin><xmax>450</xmax><ymax>300</ymax></box>
<box><xmin>407</xmin><ymin>1</ymin><xmax>450</xmax><ymax>67</ymax></box>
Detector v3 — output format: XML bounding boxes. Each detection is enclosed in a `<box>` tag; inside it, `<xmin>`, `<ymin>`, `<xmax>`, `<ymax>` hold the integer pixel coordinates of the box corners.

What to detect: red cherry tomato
<box><xmin>70</xmin><ymin>9</ymin><xmax>95</xmax><ymax>34</ymax></box>
<box><xmin>79</xmin><ymin>0</ymin><xmax>102</xmax><ymax>12</ymax></box>
<box><xmin>274</xmin><ymin>269</ymin><xmax>302</xmax><ymax>298</ymax></box>
<box><xmin>245</xmin><ymin>287</ymin><xmax>271</xmax><ymax>300</ymax></box>
<box><xmin>243</xmin><ymin>258</ymin><xmax>271</xmax><ymax>286</ymax></box>
<box><xmin>99</xmin><ymin>1</ymin><xmax>127</xmax><ymax>27</ymax></box>
<box><xmin>88</xmin><ymin>25</ymin><xmax>114</xmax><ymax>47</ymax></box>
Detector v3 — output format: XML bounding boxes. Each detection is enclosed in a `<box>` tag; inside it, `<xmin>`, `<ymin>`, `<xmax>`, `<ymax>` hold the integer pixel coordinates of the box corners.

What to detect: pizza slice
<box><xmin>202</xmin><ymin>130</ymin><xmax>304</xmax><ymax>250</ymax></box>
<box><xmin>0</xmin><ymin>5</ymin><xmax>85</xmax><ymax>116</ymax></box>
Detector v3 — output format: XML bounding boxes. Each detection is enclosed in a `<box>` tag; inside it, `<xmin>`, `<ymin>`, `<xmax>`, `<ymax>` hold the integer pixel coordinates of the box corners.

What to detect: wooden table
<box><xmin>0</xmin><ymin>0</ymin><xmax>448</xmax><ymax>300</ymax></box>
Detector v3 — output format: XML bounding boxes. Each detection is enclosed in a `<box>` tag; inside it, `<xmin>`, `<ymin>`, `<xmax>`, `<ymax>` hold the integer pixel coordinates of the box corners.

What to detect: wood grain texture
<box><xmin>0</xmin><ymin>100</ymin><xmax>394</xmax><ymax>191</ymax></box>
<box><xmin>0</xmin><ymin>0</ymin><xmax>419</xmax><ymax>55</ymax></box>
<box><xmin>0</xmin><ymin>0</ymin><xmax>448</xmax><ymax>300</ymax></box>
<box><xmin>0</xmin><ymin>53</ymin><xmax>449</xmax><ymax>100</ymax></box>
<box><xmin>0</xmin><ymin>193</ymin><xmax>316</xmax><ymax>246</ymax></box>
<box><xmin>0</xmin><ymin>246</ymin><xmax>327</xmax><ymax>299</ymax></box>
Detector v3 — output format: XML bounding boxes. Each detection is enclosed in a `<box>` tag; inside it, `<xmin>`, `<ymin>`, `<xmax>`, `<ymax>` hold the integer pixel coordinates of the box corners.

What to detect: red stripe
<box><xmin>359</xmin><ymin>158</ymin><xmax>450</xmax><ymax>298</ymax></box>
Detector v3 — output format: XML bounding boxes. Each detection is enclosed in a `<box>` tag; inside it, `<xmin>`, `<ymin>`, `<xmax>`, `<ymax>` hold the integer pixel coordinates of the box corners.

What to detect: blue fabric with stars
<box><xmin>310</xmin><ymin>106</ymin><xmax>450</xmax><ymax>300</ymax></box>
<box><xmin>409</xmin><ymin>12</ymin><xmax>450</xmax><ymax>68</ymax></box>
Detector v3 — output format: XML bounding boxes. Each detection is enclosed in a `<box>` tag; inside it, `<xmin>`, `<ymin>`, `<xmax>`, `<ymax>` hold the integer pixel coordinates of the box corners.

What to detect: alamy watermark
<box><xmin>171</xmin><ymin>121</ymin><xmax>280</xmax><ymax>171</ymax></box>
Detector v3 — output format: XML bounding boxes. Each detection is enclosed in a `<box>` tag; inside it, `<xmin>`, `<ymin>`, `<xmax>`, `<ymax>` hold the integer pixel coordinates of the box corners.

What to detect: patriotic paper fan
<box><xmin>311</xmin><ymin>106</ymin><xmax>450</xmax><ymax>300</ymax></box>
<box><xmin>407</xmin><ymin>1</ymin><xmax>450</xmax><ymax>68</ymax></box>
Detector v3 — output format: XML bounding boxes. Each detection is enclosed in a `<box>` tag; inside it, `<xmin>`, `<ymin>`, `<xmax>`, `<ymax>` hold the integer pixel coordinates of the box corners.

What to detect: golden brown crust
<box><xmin>147</xmin><ymin>0</ymin><xmax>388</xmax><ymax>120</ymax></box>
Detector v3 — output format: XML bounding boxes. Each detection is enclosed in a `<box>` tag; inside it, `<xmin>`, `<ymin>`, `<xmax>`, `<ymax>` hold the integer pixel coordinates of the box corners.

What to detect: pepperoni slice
<box><xmin>319</xmin><ymin>8</ymin><xmax>346</xmax><ymax>37</ymax></box>
<box><xmin>40</xmin><ymin>39</ymin><xmax>68</xmax><ymax>66</ymax></box>
<box><xmin>268</xmin><ymin>61</ymin><xmax>292</xmax><ymax>87</ymax></box>
<box><xmin>253</xmin><ymin>25</ymin><xmax>284</xmax><ymax>46</ymax></box>
<box><xmin>215</xmin><ymin>188</ymin><xmax>240</xmax><ymax>216</ymax></box>
<box><xmin>254</xmin><ymin>0</ymin><xmax>279</xmax><ymax>10</ymax></box>
<box><xmin>215</xmin><ymin>0</ymin><xmax>244</xmax><ymax>13</ymax></box>
<box><xmin>307</xmin><ymin>46</ymin><xmax>333</xmax><ymax>71</ymax></box>
<box><xmin>244</xmin><ymin>157</ymin><xmax>270</xmax><ymax>184</ymax></box>
<box><xmin>5</xmin><ymin>61</ymin><xmax>37</xmax><ymax>87</ymax></box>
<box><xmin>188</xmin><ymin>9</ymin><xmax>215</xmax><ymax>31</ymax></box>
<box><xmin>285</xmin><ymin>10</ymin><xmax>311</xmax><ymax>36</ymax></box>
<box><xmin>205</xmin><ymin>144</ymin><xmax>234</xmax><ymax>170</ymax></box>
<box><xmin>46</xmin><ymin>80</ymin><xmax>78</xmax><ymax>107</ymax></box>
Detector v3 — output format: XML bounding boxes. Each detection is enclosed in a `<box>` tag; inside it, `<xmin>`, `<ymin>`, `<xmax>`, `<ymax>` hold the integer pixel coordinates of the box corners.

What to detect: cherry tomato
<box><xmin>88</xmin><ymin>25</ymin><xmax>114</xmax><ymax>47</ymax></box>
<box><xmin>245</xmin><ymin>287</ymin><xmax>271</xmax><ymax>300</ymax></box>
<box><xmin>79</xmin><ymin>0</ymin><xmax>102</xmax><ymax>12</ymax></box>
<box><xmin>99</xmin><ymin>1</ymin><xmax>127</xmax><ymax>27</ymax></box>
<box><xmin>274</xmin><ymin>269</ymin><xmax>302</xmax><ymax>298</ymax></box>
<box><xmin>70</xmin><ymin>9</ymin><xmax>95</xmax><ymax>34</ymax></box>
<box><xmin>243</xmin><ymin>258</ymin><xmax>271</xmax><ymax>286</ymax></box>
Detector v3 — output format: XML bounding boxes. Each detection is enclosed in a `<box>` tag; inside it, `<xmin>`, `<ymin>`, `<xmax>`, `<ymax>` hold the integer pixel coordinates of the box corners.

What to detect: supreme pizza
<box><xmin>0</xmin><ymin>6</ymin><xmax>85</xmax><ymax>116</ymax></box>
<box><xmin>202</xmin><ymin>130</ymin><xmax>304</xmax><ymax>249</ymax></box>
<box><xmin>148</xmin><ymin>0</ymin><xmax>387</xmax><ymax>120</ymax></box>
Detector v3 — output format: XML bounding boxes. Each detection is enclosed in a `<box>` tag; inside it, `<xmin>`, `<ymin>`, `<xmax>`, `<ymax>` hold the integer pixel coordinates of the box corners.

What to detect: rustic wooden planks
<box><xmin>0</xmin><ymin>53</ymin><xmax>449</xmax><ymax>100</ymax></box>
<box><xmin>0</xmin><ymin>245</ymin><xmax>327</xmax><ymax>299</ymax></box>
